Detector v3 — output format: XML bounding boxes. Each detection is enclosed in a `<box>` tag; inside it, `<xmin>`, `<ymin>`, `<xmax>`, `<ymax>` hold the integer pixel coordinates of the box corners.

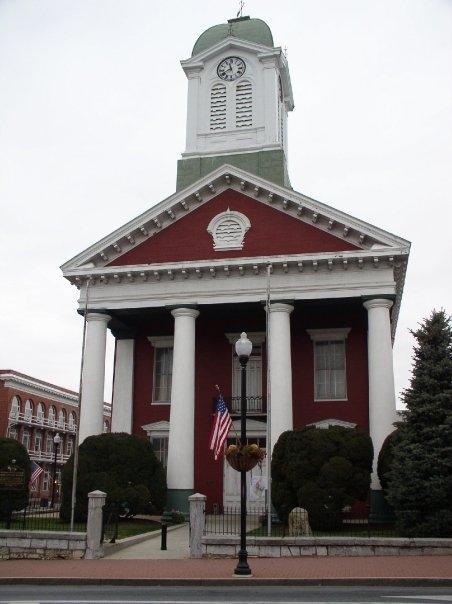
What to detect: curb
<box><xmin>103</xmin><ymin>522</ymin><xmax>187</xmax><ymax>556</ymax></box>
<box><xmin>0</xmin><ymin>578</ymin><xmax>451</xmax><ymax>587</ymax></box>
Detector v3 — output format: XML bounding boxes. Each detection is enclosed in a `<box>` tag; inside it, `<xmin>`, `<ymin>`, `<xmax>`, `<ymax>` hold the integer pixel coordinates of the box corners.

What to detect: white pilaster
<box><xmin>261</xmin><ymin>56</ymin><xmax>279</xmax><ymax>146</ymax></box>
<box><xmin>111</xmin><ymin>339</ymin><xmax>134</xmax><ymax>434</ymax></box>
<box><xmin>166</xmin><ymin>308</ymin><xmax>200</xmax><ymax>493</ymax></box>
<box><xmin>268</xmin><ymin>303</ymin><xmax>294</xmax><ymax>451</ymax></box>
<box><xmin>364</xmin><ymin>298</ymin><xmax>397</xmax><ymax>489</ymax></box>
<box><xmin>79</xmin><ymin>313</ymin><xmax>111</xmax><ymax>443</ymax></box>
<box><xmin>185</xmin><ymin>68</ymin><xmax>202</xmax><ymax>153</ymax></box>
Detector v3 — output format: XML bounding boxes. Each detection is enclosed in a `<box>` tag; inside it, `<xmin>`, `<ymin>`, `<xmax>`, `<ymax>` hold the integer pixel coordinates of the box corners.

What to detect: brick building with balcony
<box><xmin>0</xmin><ymin>370</ymin><xmax>111</xmax><ymax>502</ymax></box>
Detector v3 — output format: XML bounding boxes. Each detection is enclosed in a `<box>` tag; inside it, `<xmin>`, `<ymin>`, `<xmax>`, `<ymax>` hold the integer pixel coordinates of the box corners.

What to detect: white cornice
<box><xmin>0</xmin><ymin>373</ymin><xmax>79</xmax><ymax>406</ymax></box>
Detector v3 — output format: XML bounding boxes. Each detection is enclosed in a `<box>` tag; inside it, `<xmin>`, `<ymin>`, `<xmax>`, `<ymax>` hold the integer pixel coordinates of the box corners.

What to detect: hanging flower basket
<box><xmin>225</xmin><ymin>444</ymin><xmax>266</xmax><ymax>472</ymax></box>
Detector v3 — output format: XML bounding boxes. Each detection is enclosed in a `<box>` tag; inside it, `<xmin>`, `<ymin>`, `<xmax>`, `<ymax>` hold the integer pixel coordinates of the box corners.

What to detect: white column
<box><xmin>166</xmin><ymin>308</ymin><xmax>199</xmax><ymax>496</ymax></box>
<box><xmin>111</xmin><ymin>339</ymin><xmax>134</xmax><ymax>434</ymax></box>
<box><xmin>268</xmin><ymin>303</ymin><xmax>294</xmax><ymax>451</ymax></box>
<box><xmin>79</xmin><ymin>312</ymin><xmax>111</xmax><ymax>443</ymax></box>
<box><xmin>364</xmin><ymin>298</ymin><xmax>397</xmax><ymax>489</ymax></box>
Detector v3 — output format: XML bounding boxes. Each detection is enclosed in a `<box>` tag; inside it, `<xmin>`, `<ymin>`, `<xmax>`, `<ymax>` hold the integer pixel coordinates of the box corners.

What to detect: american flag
<box><xmin>29</xmin><ymin>461</ymin><xmax>43</xmax><ymax>487</ymax></box>
<box><xmin>209</xmin><ymin>391</ymin><xmax>232</xmax><ymax>461</ymax></box>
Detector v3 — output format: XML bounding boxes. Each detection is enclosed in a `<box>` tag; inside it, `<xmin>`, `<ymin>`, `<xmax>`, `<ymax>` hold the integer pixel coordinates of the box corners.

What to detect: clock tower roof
<box><xmin>192</xmin><ymin>16</ymin><xmax>274</xmax><ymax>57</ymax></box>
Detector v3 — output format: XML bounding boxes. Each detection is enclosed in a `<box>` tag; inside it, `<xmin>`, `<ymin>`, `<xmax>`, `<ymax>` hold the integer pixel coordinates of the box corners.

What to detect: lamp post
<box><xmin>234</xmin><ymin>332</ymin><xmax>253</xmax><ymax>577</ymax></box>
<box><xmin>50</xmin><ymin>433</ymin><xmax>61</xmax><ymax>508</ymax></box>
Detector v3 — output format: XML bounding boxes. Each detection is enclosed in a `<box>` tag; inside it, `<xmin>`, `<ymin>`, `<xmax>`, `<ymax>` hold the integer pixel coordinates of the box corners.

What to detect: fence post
<box><xmin>188</xmin><ymin>493</ymin><xmax>206</xmax><ymax>559</ymax></box>
<box><xmin>85</xmin><ymin>490</ymin><xmax>106</xmax><ymax>559</ymax></box>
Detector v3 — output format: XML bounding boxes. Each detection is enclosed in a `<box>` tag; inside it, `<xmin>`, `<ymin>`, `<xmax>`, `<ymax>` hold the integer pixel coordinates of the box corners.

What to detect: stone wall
<box><xmin>202</xmin><ymin>535</ymin><xmax>452</xmax><ymax>557</ymax></box>
<box><xmin>0</xmin><ymin>530</ymin><xmax>86</xmax><ymax>560</ymax></box>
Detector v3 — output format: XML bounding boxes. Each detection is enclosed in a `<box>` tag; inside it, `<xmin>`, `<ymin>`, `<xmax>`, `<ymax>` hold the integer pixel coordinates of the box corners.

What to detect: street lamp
<box><xmin>50</xmin><ymin>432</ymin><xmax>61</xmax><ymax>508</ymax></box>
<box><xmin>234</xmin><ymin>332</ymin><xmax>253</xmax><ymax>577</ymax></box>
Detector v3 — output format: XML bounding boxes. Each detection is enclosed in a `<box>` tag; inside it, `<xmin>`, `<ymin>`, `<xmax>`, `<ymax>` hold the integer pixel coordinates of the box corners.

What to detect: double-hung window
<box><xmin>151</xmin><ymin>436</ymin><xmax>169</xmax><ymax>467</ymax></box>
<box><xmin>307</xmin><ymin>328</ymin><xmax>350</xmax><ymax>401</ymax></box>
<box><xmin>148</xmin><ymin>336</ymin><xmax>174</xmax><ymax>404</ymax></box>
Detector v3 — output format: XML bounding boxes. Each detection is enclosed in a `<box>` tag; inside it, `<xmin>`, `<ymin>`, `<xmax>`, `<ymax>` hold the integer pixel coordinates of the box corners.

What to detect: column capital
<box><xmin>363</xmin><ymin>298</ymin><xmax>393</xmax><ymax>311</ymax></box>
<box><xmin>86</xmin><ymin>312</ymin><xmax>111</xmax><ymax>324</ymax></box>
<box><xmin>171</xmin><ymin>307</ymin><xmax>200</xmax><ymax>319</ymax></box>
<box><xmin>269</xmin><ymin>302</ymin><xmax>294</xmax><ymax>314</ymax></box>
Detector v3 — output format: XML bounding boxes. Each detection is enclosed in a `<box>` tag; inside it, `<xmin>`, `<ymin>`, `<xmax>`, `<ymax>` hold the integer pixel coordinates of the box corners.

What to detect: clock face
<box><xmin>217</xmin><ymin>56</ymin><xmax>246</xmax><ymax>81</ymax></box>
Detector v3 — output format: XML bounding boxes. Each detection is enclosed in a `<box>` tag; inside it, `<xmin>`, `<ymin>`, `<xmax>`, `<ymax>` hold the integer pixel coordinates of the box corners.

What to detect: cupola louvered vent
<box><xmin>236</xmin><ymin>81</ymin><xmax>252</xmax><ymax>128</ymax></box>
<box><xmin>210</xmin><ymin>84</ymin><xmax>227</xmax><ymax>130</ymax></box>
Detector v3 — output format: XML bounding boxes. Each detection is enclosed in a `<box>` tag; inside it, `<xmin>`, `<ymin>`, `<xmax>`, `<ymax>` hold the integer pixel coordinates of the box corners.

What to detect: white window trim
<box><xmin>307</xmin><ymin>328</ymin><xmax>350</xmax><ymax>402</ymax></box>
<box><xmin>148</xmin><ymin>337</ymin><xmax>174</xmax><ymax>405</ymax></box>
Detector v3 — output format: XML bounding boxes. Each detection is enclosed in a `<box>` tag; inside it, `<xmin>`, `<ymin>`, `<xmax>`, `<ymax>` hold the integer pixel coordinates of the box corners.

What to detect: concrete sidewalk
<box><xmin>0</xmin><ymin>556</ymin><xmax>451</xmax><ymax>585</ymax></box>
<box><xmin>104</xmin><ymin>523</ymin><xmax>189</xmax><ymax>559</ymax></box>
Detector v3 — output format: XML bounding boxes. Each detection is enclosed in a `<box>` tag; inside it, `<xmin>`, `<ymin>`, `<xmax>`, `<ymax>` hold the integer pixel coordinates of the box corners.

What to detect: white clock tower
<box><xmin>176</xmin><ymin>16</ymin><xmax>294</xmax><ymax>190</ymax></box>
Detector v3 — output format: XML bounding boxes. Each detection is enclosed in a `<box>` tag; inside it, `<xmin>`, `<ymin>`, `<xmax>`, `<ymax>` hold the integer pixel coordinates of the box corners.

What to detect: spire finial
<box><xmin>237</xmin><ymin>0</ymin><xmax>244</xmax><ymax>18</ymax></box>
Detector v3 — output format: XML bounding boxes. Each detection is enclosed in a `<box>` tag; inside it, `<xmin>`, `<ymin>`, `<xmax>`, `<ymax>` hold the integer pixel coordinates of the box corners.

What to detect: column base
<box><xmin>163</xmin><ymin>489</ymin><xmax>194</xmax><ymax>519</ymax></box>
<box><xmin>369</xmin><ymin>489</ymin><xmax>395</xmax><ymax>523</ymax></box>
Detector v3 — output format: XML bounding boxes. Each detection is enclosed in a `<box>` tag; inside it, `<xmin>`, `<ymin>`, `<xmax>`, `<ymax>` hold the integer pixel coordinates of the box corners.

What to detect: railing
<box><xmin>204</xmin><ymin>507</ymin><xmax>398</xmax><ymax>538</ymax></box>
<box><xmin>212</xmin><ymin>396</ymin><xmax>266</xmax><ymax>415</ymax></box>
<box><xmin>29</xmin><ymin>450</ymin><xmax>70</xmax><ymax>464</ymax></box>
<box><xmin>8</xmin><ymin>412</ymin><xmax>77</xmax><ymax>433</ymax></box>
<box><xmin>0</xmin><ymin>500</ymin><xmax>86</xmax><ymax>532</ymax></box>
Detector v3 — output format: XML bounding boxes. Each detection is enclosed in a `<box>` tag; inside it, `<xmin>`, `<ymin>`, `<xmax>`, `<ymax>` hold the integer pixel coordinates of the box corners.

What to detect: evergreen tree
<box><xmin>387</xmin><ymin>310</ymin><xmax>452</xmax><ymax>537</ymax></box>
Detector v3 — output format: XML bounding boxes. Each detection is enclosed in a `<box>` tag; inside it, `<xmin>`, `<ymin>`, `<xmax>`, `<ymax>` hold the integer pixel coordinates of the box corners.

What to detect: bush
<box><xmin>377</xmin><ymin>429</ymin><xmax>402</xmax><ymax>492</ymax></box>
<box><xmin>271</xmin><ymin>426</ymin><xmax>373</xmax><ymax>530</ymax></box>
<box><xmin>0</xmin><ymin>438</ymin><xmax>31</xmax><ymax>516</ymax></box>
<box><xmin>60</xmin><ymin>432</ymin><xmax>166</xmax><ymax>522</ymax></box>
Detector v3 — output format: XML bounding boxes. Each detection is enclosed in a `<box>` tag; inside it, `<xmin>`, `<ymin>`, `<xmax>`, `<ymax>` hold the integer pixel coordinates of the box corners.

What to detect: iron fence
<box><xmin>0</xmin><ymin>499</ymin><xmax>86</xmax><ymax>532</ymax></box>
<box><xmin>204</xmin><ymin>507</ymin><xmax>398</xmax><ymax>538</ymax></box>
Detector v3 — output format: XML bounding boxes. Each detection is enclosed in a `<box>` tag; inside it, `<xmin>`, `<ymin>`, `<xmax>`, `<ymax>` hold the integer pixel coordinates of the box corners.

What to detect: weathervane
<box><xmin>237</xmin><ymin>0</ymin><xmax>244</xmax><ymax>18</ymax></box>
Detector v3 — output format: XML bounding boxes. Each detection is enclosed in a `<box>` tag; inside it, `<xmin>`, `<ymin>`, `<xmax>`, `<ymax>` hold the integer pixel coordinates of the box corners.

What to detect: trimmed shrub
<box><xmin>272</xmin><ymin>426</ymin><xmax>373</xmax><ymax>530</ymax></box>
<box><xmin>377</xmin><ymin>429</ymin><xmax>402</xmax><ymax>492</ymax></box>
<box><xmin>60</xmin><ymin>432</ymin><xmax>166</xmax><ymax>522</ymax></box>
<box><xmin>0</xmin><ymin>438</ymin><xmax>31</xmax><ymax>515</ymax></box>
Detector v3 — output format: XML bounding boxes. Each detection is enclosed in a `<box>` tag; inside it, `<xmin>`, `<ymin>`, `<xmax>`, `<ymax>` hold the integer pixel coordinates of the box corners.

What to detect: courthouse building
<box><xmin>61</xmin><ymin>16</ymin><xmax>410</xmax><ymax>514</ymax></box>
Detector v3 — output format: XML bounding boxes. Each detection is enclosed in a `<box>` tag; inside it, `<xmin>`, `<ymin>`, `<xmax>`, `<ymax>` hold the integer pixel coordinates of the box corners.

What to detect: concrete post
<box><xmin>85</xmin><ymin>490</ymin><xmax>106</xmax><ymax>559</ymax></box>
<box><xmin>188</xmin><ymin>493</ymin><xmax>206</xmax><ymax>558</ymax></box>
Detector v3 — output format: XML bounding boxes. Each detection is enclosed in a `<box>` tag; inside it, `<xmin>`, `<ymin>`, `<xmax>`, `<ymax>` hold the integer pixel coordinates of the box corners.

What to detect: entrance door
<box><xmin>223</xmin><ymin>436</ymin><xmax>267</xmax><ymax>510</ymax></box>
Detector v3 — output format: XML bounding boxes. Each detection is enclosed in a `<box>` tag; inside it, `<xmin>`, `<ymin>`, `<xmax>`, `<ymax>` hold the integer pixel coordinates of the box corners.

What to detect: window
<box><xmin>37</xmin><ymin>403</ymin><xmax>45</xmax><ymax>423</ymax></box>
<box><xmin>34</xmin><ymin>430</ymin><xmax>43</xmax><ymax>452</ymax></box>
<box><xmin>151</xmin><ymin>436</ymin><xmax>168</xmax><ymax>467</ymax></box>
<box><xmin>9</xmin><ymin>396</ymin><xmax>20</xmax><ymax>419</ymax></box>
<box><xmin>22</xmin><ymin>429</ymin><xmax>31</xmax><ymax>450</ymax></box>
<box><xmin>307</xmin><ymin>328</ymin><xmax>350</xmax><ymax>401</ymax></box>
<box><xmin>235</xmin><ymin>80</ymin><xmax>252</xmax><ymax>128</ymax></box>
<box><xmin>68</xmin><ymin>412</ymin><xmax>76</xmax><ymax>430</ymax></box>
<box><xmin>46</xmin><ymin>433</ymin><xmax>53</xmax><ymax>454</ymax></box>
<box><xmin>7</xmin><ymin>425</ymin><xmax>18</xmax><ymax>440</ymax></box>
<box><xmin>42</xmin><ymin>470</ymin><xmax>50</xmax><ymax>492</ymax></box>
<box><xmin>58</xmin><ymin>409</ymin><xmax>66</xmax><ymax>428</ymax></box>
<box><xmin>24</xmin><ymin>399</ymin><xmax>33</xmax><ymax>420</ymax></box>
<box><xmin>210</xmin><ymin>83</ymin><xmax>227</xmax><ymax>130</ymax></box>
<box><xmin>103</xmin><ymin>419</ymin><xmax>109</xmax><ymax>433</ymax></box>
<box><xmin>48</xmin><ymin>406</ymin><xmax>56</xmax><ymax>425</ymax></box>
<box><xmin>66</xmin><ymin>438</ymin><xmax>74</xmax><ymax>456</ymax></box>
<box><xmin>153</xmin><ymin>347</ymin><xmax>173</xmax><ymax>403</ymax></box>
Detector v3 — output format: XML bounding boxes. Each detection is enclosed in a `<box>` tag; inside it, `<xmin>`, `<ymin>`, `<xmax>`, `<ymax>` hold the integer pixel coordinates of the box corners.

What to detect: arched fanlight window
<box><xmin>37</xmin><ymin>403</ymin><xmax>45</xmax><ymax>422</ymax></box>
<box><xmin>9</xmin><ymin>396</ymin><xmax>20</xmax><ymax>419</ymax></box>
<box><xmin>48</xmin><ymin>406</ymin><xmax>56</xmax><ymax>425</ymax></box>
<box><xmin>24</xmin><ymin>399</ymin><xmax>33</xmax><ymax>420</ymax></box>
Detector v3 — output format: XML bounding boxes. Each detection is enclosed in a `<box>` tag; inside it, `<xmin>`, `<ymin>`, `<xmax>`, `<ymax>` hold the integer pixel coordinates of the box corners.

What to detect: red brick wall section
<box><xmin>109</xmin><ymin>190</ymin><xmax>359</xmax><ymax>266</ymax></box>
<box><xmin>130</xmin><ymin>304</ymin><xmax>369</xmax><ymax>509</ymax></box>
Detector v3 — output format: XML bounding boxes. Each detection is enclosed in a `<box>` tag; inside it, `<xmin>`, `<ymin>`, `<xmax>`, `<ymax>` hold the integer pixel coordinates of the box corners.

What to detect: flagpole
<box><xmin>265</xmin><ymin>264</ymin><xmax>272</xmax><ymax>537</ymax></box>
<box><xmin>70</xmin><ymin>277</ymin><xmax>90</xmax><ymax>532</ymax></box>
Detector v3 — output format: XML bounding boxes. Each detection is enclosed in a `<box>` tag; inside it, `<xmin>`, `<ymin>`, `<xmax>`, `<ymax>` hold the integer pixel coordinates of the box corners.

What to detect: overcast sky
<box><xmin>1</xmin><ymin>0</ymin><xmax>451</xmax><ymax>406</ymax></box>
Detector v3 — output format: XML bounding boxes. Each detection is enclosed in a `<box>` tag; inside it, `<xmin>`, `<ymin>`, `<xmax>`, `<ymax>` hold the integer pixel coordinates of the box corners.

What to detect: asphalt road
<box><xmin>0</xmin><ymin>585</ymin><xmax>451</xmax><ymax>604</ymax></box>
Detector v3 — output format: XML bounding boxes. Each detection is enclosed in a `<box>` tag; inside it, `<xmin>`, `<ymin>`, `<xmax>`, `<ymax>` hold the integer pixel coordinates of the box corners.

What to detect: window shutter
<box><xmin>210</xmin><ymin>84</ymin><xmax>227</xmax><ymax>130</ymax></box>
<box><xmin>236</xmin><ymin>81</ymin><xmax>252</xmax><ymax>128</ymax></box>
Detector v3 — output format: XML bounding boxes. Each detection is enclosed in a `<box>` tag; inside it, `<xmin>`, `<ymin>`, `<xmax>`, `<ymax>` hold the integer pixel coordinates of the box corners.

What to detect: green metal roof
<box><xmin>192</xmin><ymin>16</ymin><xmax>274</xmax><ymax>56</ymax></box>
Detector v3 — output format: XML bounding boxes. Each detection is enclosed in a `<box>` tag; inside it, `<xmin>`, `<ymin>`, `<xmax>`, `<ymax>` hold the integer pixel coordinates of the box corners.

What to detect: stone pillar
<box><xmin>111</xmin><ymin>339</ymin><xmax>134</xmax><ymax>434</ymax></box>
<box><xmin>85</xmin><ymin>489</ymin><xmax>106</xmax><ymax>559</ymax></box>
<box><xmin>188</xmin><ymin>492</ymin><xmax>206</xmax><ymax>558</ymax></box>
<box><xmin>166</xmin><ymin>308</ymin><xmax>199</xmax><ymax>514</ymax></box>
<box><xmin>268</xmin><ymin>303</ymin><xmax>294</xmax><ymax>451</ymax></box>
<box><xmin>79</xmin><ymin>313</ymin><xmax>111</xmax><ymax>443</ymax></box>
<box><xmin>364</xmin><ymin>298</ymin><xmax>397</xmax><ymax>518</ymax></box>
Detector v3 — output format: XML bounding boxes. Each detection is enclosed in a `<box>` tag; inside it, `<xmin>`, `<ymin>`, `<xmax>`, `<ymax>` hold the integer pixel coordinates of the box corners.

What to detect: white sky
<box><xmin>0</xmin><ymin>0</ymin><xmax>451</xmax><ymax>406</ymax></box>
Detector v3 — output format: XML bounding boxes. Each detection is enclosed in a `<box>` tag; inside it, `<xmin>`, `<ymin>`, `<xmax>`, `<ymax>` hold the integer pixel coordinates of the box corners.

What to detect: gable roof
<box><xmin>61</xmin><ymin>164</ymin><xmax>410</xmax><ymax>275</ymax></box>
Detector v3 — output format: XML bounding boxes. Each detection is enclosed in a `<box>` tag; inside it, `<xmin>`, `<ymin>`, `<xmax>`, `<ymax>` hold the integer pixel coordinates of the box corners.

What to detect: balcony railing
<box><xmin>29</xmin><ymin>450</ymin><xmax>70</xmax><ymax>464</ymax></box>
<box><xmin>8</xmin><ymin>412</ymin><xmax>77</xmax><ymax>434</ymax></box>
<box><xmin>213</xmin><ymin>396</ymin><xmax>266</xmax><ymax>415</ymax></box>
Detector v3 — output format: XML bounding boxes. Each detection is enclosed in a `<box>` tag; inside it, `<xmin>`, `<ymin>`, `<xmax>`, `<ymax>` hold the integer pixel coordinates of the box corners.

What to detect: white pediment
<box><xmin>307</xmin><ymin>418</ymin><xmax>357</xmax><ymax>429</ymax></box>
